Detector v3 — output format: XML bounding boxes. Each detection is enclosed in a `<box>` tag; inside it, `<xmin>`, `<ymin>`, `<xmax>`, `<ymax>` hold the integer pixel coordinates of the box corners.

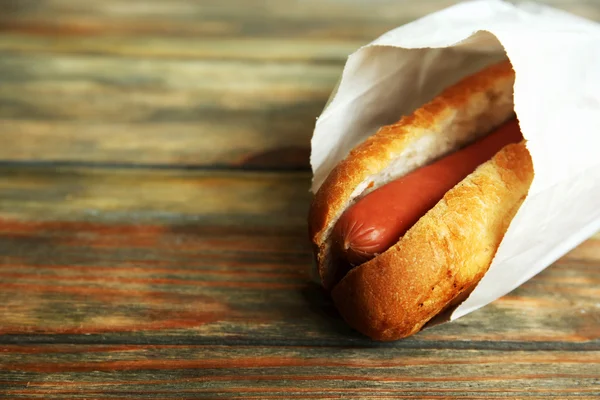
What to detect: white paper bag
<box><xmin>310</xmin><ymin>0</ymin><xmax>600</xmax><ymax>322</ymax></box>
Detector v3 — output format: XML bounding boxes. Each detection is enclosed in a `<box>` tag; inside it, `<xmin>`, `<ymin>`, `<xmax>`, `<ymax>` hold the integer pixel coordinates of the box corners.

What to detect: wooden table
<box><xmin>1</xmin><ymin>1</ymin><xmax>598</xmax><ymax>398</ymax></box>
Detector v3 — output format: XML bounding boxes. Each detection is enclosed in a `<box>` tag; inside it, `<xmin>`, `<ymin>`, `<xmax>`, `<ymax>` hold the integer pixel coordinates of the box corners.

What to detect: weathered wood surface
<box><xmin>1</xmin><ymin>0</ymin><xmax>599</xmax><ymax>169</ymax></box>
<box><xmin>0</xmin><ymin>166</ymin><xmax>599</xmax><ymax>397</ymax></box>
<box><xmin>1</xmin><ymin>0</ymin><xmax>599</xmax><ymax>398</ymax></box>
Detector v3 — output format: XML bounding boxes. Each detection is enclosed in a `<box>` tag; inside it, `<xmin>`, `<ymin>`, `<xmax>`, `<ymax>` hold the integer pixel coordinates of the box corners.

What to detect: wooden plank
<box><xmin>1</xmin><ymin>0</ymin><xmax>598</xmax><ymax>40</ymax></box>
<box><xmin>0</xmin><ymin>119</ymin><xmax>314</xmax><ymax>168</ymax></box>
<box><xmin>0</xmin><ymin>166</ymin><xmax>598</xmax><ymax>346</ymax></box>
<box><xmin>0</xmin><ymin>166</ymin><xmax>312</xmax><ymax>225</ymax></box>
<box><xmin>0</xmin><ymin>54</ymin><xmax>337</xmax><ymax>115</ymax></box>
<box><xmin>0</xmin><ymin>34</ymin><xmax>360</xmax><ymax>62</ymax></box>
<box><xmin>0</xmin><ymin>345</ymin><xmax>598</xmax><ymax>398</ymax></box>
<box><xmin>0</xmin><ymin>53</ymin><xmax>337</xmax><ymax>167</ymax></box>
<box><xmin>0</xmin><ymin>0</ymin><xmax>469</xmax><ymax>40</ymax></box>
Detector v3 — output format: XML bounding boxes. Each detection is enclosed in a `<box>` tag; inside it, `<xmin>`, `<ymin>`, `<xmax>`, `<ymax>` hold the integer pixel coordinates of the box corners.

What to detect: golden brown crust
<box><xmin>330</xmin><ymin>141</ymin><xmax>534</xmax><ymax>341</ymax></box>
<box><xmin>309</xmin><ymin>61</ymin><xmax>517</xmax><ymax>290</ymax></box>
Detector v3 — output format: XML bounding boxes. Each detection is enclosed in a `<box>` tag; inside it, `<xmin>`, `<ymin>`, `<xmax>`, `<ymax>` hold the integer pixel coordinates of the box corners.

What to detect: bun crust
<box><xmin>310</xmin><ymin>61</ymin><xmax>518</xmax><ymax>290</ymax></box>
<box><xmin>332</xmin><ymin>141</ymin><xmax>533</xmax><ymax>340</ymax></box>
<box><xmin>308</xmin><ymin>60</ymin><xmax>534</xmax><ymax>340</ymax></box>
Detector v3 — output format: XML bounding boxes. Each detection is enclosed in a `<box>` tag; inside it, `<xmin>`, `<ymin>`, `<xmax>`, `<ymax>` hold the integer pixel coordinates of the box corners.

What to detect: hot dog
<box><xmin>308</xmin><ymin>60</ymin><xmax>534</xmax><ymax>341</ymax></box>
<box><xmin>332</xmin><ymin>118</ymin><xmax>523</xmax><ymax>267</ymax></box>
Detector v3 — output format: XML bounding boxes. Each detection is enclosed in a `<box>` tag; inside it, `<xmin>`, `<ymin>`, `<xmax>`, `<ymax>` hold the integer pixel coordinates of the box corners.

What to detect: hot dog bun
<box><xmin>331</xmin><ymin>118</ymin><xmax>524</xmax><ymax>267</ymax></box>
<box><xmin>308</xmin><ymin>60</ymin><xmax>534</xmax><ymax>341</ymax></box>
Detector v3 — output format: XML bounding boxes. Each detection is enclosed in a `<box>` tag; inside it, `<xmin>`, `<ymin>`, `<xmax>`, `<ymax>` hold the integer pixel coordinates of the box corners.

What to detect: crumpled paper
<box><xmin>310</xmin><ymin>0</ymin><xmax>600</xmax><ymax>322</ymax></box>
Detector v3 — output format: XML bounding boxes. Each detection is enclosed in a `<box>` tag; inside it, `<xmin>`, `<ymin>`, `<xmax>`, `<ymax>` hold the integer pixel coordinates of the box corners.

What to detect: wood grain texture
<box><xmin>1</xmin><ymin>0</ymin><xmax>599</xmax><ymax>168</ymax></box>
<box><xmin>1</xmin><ymin>0</ymin><xmax>598</xmax><ymax>39</ymax></box>
<box><xmin>1</xmin><ymin>0</ymin><xmax>600</xmax><ymax>398</ymax></box>
<box><xmin>0</xmin><ymin>166</ymin><xmax>599</xmax><ymax>397</ymax></box>
<box><xmin>0</xmin><ymin>0</ymin><xmax>473</xmax><ymax>40</ymax></box>
<box><xmin>1</xmin><ymin>346</ymin><xmax>598</xmax><ymax>398</ymax></box>
<box><xmin>0</xmin><ymin>166</ymin><xmax>311</xmax><ymax>225</ymax></box>
<box><xmin>0</xmin><ymin>52</ymin><xmax>334</xmax><ymax>168</ymax></box>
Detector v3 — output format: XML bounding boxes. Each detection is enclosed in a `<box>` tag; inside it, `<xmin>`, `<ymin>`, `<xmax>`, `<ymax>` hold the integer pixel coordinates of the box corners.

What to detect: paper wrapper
<box><xmin>310</xmin><ymin>0</ymin><xmax>600</xmax><ymax>325</ymax></box>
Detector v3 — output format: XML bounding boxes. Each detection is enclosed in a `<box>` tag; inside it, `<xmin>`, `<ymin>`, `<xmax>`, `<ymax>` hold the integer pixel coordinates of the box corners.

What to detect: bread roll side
<box><xmin>331</xmin><ymin>141</ymin><xmax>534</xmax><ymax>341</ymax></box>
<box><xmin>310</xmin><ymin>61</ymin><xmax>516</xmax><ymax>290</ymax></box>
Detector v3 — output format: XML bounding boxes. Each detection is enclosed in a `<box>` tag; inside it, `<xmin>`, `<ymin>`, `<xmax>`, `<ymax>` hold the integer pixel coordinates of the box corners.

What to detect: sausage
<box><xmin>332</xmin><ymin>118</ymin><xmax>523</xmax><ymax>266</ymax></box>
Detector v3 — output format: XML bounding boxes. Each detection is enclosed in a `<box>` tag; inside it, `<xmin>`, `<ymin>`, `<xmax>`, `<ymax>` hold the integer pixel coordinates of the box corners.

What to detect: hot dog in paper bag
<box><xmin>308</xmin><ymin>0</ymin><xmax>600</xmax><ymax>341</ymax></box>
